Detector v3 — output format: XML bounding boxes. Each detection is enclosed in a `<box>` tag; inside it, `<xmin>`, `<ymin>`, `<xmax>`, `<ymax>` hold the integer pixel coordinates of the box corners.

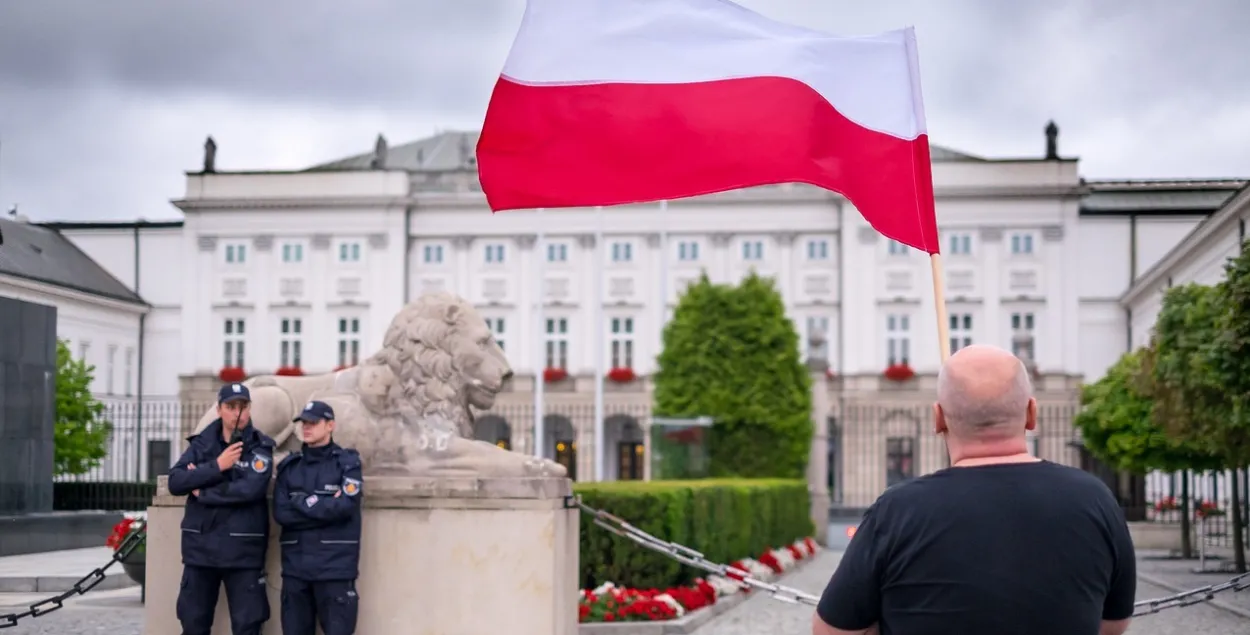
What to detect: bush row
<box><xmin>574</xmin><ymin>478</ymin><xmax>813</xmax><ymax>590</ymax></box>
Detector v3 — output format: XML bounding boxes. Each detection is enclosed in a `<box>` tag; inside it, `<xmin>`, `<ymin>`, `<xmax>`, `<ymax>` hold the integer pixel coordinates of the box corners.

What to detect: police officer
<box><xmin>273</xmin><ymin>400</ymin><xmax>363</xmax><ymax>635</ymax></box>
<box><xmin>167</xmin><ymin>382</ymin><xmax>277</xmax><ymax>635</ymax></box>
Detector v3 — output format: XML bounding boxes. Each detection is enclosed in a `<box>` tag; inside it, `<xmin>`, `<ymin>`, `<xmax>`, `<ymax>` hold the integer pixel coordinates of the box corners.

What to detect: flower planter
<box><xmin>121</xmin><ymin>551</ymin><xmax>145</xmax><ymax>601</ymax></box>
<box><xmin>218</xmin><ymin>366</ymin><xmax>246</xmax><ymax>382</ymax></box>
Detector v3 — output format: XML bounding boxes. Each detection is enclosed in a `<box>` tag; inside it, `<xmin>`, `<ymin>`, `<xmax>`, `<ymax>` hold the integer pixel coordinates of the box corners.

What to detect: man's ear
<box><xmin>933</xmin><ymin>403</ymin><xmax>947</xmax><ymax>435</ymax></box>
<box><xmin>1025</xmin><ymin>397</ymin><xmax>1037</xmax><ymax>431</ymax></box>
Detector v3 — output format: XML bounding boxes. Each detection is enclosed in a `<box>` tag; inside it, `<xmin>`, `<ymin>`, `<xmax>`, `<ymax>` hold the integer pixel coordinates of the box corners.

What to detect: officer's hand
<box><xmin>192</xmin><ymin>489</ymin><xmax>200</xmax><ymax>497</ymax></box>
<box><xmin>216</xmin><ymin>442</ymin><xmax>244</xmax><ymax>472</ymax></box>
<box><xmin>335</xmin><ymin>490</ymin><xmax>342</xmax><ymax>498</ymax></box>
<box><xmin>187</xmin><ymin>463</ymin><xmax>196</xmax><ymax>470</ymax></box>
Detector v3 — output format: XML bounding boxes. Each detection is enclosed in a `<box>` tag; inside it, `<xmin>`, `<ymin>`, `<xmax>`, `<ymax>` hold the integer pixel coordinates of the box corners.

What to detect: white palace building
<box><xmin>21</xmin><ymin>123</ymin><xmax>1248</xmax><ymax>496</ymax></box>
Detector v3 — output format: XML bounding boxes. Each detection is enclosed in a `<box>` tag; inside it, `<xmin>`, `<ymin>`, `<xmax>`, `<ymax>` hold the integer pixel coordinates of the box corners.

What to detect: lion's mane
<box><xmin>358</xmin><ymin>292</ymin><xmax>479</xmax><ymax>441</ymax></box>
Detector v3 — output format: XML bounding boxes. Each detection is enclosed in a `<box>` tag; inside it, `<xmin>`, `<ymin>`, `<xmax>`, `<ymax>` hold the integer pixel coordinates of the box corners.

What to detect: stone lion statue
<box><xmin>192</xmin><ymin>292</ymin><xmax>567</xmax><ymax>478</ymax></box>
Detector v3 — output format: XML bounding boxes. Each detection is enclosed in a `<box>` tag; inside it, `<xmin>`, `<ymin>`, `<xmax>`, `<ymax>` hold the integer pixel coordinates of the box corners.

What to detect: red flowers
<box><xmin>580</xmin><ymin>538</ymin><xmax>820</xmax><ymax>622</ymax></box>
<box><xmin>883</xmin><ymin>363</ymin><xmax>915</xmax><ymax>382</ymax></box>
<box><xmin>275</xmin><ymin>366</ymin><xmax>304</xmax><ymax>376</ymax></box>
<box><xmin>106</xmin><ymin>517</ymin><xmax>142</xmax><ymax>551</ymax></box>
<box><xmin>218</xmin><ymin>367</ymin><xmax>246</xmax><ymax>382</ymax></box>
<box><xmin>1154</xmin><ymin>496</ymin><xmax>1179</xmax><ymax>512</ymax></box>
<box><xmin>1196</xmin><ymin>500</ymin><xmax>1224</xmax><ymax>518</ymax></box>
<box><xmin>607</xmin><ymin>367</ymin><xmax>636</xmax><ymax>383</ymax></box>
<box><xmin>543</xmin><ymin>367</ymin><xmax>569</xmax><ymax>382</ymax></box>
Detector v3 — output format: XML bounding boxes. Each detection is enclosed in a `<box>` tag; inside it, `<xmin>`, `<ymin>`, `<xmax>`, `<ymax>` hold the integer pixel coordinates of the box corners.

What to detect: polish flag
<box><xmin>476</xmin><ymin>0</ymin><xmax>939</xmax><ymax>254</ymax></box>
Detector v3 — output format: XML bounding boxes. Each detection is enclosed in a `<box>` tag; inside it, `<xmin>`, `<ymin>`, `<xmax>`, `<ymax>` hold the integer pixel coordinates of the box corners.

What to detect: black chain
<box><xmin>0</xmin><ymin>521</ymin><xmax>147</xmax><ymax>629</ymax></box>
<box><xmin>1133</xmin><ymin>571</ymin><xmax>1250</xmax><ymax>616</ymax></box>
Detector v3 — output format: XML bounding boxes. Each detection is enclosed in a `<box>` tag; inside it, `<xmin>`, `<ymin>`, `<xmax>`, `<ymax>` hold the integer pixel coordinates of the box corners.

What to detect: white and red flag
<box><xmin>476</xmin><ymin>0</ymin><xmax>940</xmax><ymax>253</ymax></box>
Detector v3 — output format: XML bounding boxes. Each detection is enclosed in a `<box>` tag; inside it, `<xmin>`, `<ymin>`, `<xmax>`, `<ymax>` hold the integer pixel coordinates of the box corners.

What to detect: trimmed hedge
<box><xmin>575</xmin><ymin>478</ymin><xmax>813</xmax><ymax>590</ymax></box>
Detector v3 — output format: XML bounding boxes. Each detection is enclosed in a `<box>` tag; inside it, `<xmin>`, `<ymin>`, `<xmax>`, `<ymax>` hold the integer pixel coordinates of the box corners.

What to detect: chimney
<box><xmin>1044</xmin><ymin>121</ymin><xmax>1059</xmax><ymax>160</ymax></box>
<box><xmin>371</xmin><ymin>134</ymin><xmax>388</xmax><ymax>169</ymax></box>
<box><xmin>203</xmin><ymin>136</ymin><xmax>217</xmax><ymax>173</ymax></box>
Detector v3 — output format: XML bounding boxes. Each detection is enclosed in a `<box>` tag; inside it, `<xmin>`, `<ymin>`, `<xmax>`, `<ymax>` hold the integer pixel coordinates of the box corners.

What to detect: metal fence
<box><xmin>1143</xmin><ymin>469</ymin><xmax>1250</xmax><ymax>549</ymax></box>
<box><xmin>827</xmin><ymin>402</ymin><xmax>1085</xmax><ymax>511</ymax></box>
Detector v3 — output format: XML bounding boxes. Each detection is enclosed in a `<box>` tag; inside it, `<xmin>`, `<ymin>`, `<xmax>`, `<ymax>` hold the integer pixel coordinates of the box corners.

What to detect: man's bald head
<box><xmin>936</xmin><ymin>345</ymin><xmax>1034</xmax><ymax>439</ymax></box>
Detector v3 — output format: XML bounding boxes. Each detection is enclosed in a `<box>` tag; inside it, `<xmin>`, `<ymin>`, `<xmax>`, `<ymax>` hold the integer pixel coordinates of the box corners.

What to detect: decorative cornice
<box><xmin>451</xmin><ymin>235</ymin><xmax>474</xmax><ymax>248</ymax></box>
<box><xmin>252</xmin><ymin>235</ymin><xmax>273</xmax><ymax>251</ymax></box>
<box><xmin>197</xmin><ymin>236</ymin><xmax>217</xmax><ymax>251</ymax></box>
<box><xmin>979</xmin><ymin>227</ymin><xmax>1003</xmax><ymax>242</ymax></box>
<box><xmin>1041</xmin><ymin>226</ymin><xmax>1064</xmax><ymax>242</ymax></box>
<box><xmin>857</xmin><ymin>227</ymin><xmax>878</xmax><ymax>244</ymax></box>
<box><xmin>645</xmin><ymin>233</ymin><xmax>661</xmax><ymax>248</ymax></box>
<box><xmin>515</xmin><ymin>234</ymin><xmax>537</xmax><ymax>249</ymax></box>
<box><xmin>775</xmin><ymin>232</ymin><xmax>797</xmax><ymax>246</ymax></box>
<box><xmin>310</xmin><ymin>234</ymin><xmax>331</xmax><ymax>250</ymax></box>
<box><xmin>710</xmin><ymin>233</ymin><xmax>732</xmax><ymax>247</ymax></box>
<box><xmin>367</xmin><ymin>233</ymin><xmax>388</xmax><ymax>249</ymax></box>
<box><xmin>577</xmin><ymin>234</ymin><xmax>596</xmax><ymax>249</ymax></box>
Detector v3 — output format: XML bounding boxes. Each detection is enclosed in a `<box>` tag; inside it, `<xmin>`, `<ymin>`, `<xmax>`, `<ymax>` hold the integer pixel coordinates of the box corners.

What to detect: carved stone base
<box><xmin>142</xmin><ymin>475</ymin><xmax>579</xmax><ymax>635</ymax></box>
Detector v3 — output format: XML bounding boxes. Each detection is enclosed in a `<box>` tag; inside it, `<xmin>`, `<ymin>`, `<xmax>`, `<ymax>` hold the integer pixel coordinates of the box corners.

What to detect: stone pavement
<box><xmin>0</xmin><ymin>547</ymin><xmax>1247</xmax><ymax>633</ymax></box>
<box><xmin>0</xmin><ymin>547</ymin><xmax>134</xmax><ymax>593</ymax></box>
<box><xmin>689</xmin><ymin>549</ymin><xmax>1250</xmax><ymax>635</ymax></box>
<box><xmin>1135</xmin><ymin>550</ymin><xmax>1250</xmax><ymax>618</ymax></box>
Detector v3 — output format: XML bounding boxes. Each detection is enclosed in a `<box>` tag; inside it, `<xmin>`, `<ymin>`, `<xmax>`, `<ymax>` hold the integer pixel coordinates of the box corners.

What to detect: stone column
<box><xmin>806</xmin><ymin>332</ymin><xmax>831</xmax><ymax>545</ymax></box>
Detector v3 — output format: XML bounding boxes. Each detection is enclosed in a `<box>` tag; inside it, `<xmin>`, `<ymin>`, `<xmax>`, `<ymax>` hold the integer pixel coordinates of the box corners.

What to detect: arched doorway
<box><xmin>543</xmin><ymin>414</ymin><xmax>577</xmax><ymax>480</ymax></box>
<box><xmin>607</xmin><ymin>414</ymin><xmax>645</xmax><ymax>480</ymax></box>
<box><xmin>473</xmin><ymin>415</ymin><xmax>512</xmax><ymax>450</ymax></box>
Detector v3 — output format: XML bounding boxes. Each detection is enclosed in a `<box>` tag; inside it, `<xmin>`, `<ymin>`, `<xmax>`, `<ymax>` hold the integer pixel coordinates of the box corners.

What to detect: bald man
<box><xmin>812</xmin><ymin>345</ymin><xmax>1136</xmax><ymax>635</ymax></box>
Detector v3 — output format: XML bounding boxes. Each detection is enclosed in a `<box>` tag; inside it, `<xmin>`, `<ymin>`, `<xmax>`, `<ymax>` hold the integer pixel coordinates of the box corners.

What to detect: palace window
<box><xmin>949</xmin><ymin>312</ymin><xmax>973</xmax><ymax>353</ymax></box>
<box><xmin>948</xmin><ymin>233</ymin><xmax>972</xmax><ymax>255</ymax></box>
<box><xmin>225</xmin><ymin>243</ymin><xmax>247</xmax><ymax>264</ymax></box>
<box><xmin>485</xmin><ymin>317</ymin><xmax>506</xmax><ymax>351</ymax></box>
<box><xmin>807</xmin><ymin>239</ymin><xmax>829</xmax><ymax>260</ymax></box>
<box><xmin>677</xmin><ymin>241</ymin><xmax>699</xmax><ymax>261</ymax></box>
<box><xmin>281</xmin><ymin>243</ymin><xmax>304</xmax><ymax>263</ymax></box>
<box><xmin>485</xmin><ymin>243</ymin><xmax>506</xmax><ymax>264</ymax></box>
<box><xmin>610</xmin><ymin>317</ymin><xmax>634</xmax><ymax>369</ymax></box>
<box><xmin>611</xmin><ymin>242</ymin><xmax>633</xmax><ymax>262</ymax></box>
<box><xmin>423</xmin><ymin>244</ymin><xmax>443</xmax><ymax>264</ymax></box>
<box><xmin>547</xmin><ymin>243</ymin><xmax>568</xmax><ymax>262</ymax></box>
<box><xmin>337</xmin><ymin>318</ymin><xmax>361</xmax><ymax>368</ymax></box>
<box><xmin>1009</xmin><ymin>233</ymin><xmax>1034</xmax><ymax>255</ymax></box>
<box><xmin>545</xmin><ymin>318</ymin><xmax>568</xmax><ymax>369</ymax></box>
<box><xmin>742</xmin><ymin>240</ymin><xmax>763</xmax><ymax>260</ymax></box>
<box><xmin>223</xmin><ymin>318</ymin><xmax>245</xmax><ymax>368</ymax></box>
<box><xmin>885</xmin><ymin>314</ymin><xmax>911</xmax><ymax>366</ymax></box>
<box><xmin>280</xmin><ymin>318</ymin><xmax>303</xmax><ymax>368</ymax></box>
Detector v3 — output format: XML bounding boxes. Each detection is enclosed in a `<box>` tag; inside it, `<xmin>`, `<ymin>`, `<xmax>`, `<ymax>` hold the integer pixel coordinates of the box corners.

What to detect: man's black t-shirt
<box><xmin>816</xmin><ymin>460</ymin><xmax>1136</xmax><ymax>635</ymax></box>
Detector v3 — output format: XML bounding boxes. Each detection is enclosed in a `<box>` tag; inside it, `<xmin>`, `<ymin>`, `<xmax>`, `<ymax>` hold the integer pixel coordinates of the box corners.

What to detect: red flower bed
<box><xmin>882</xmin><ymin>363</ymin><xmax>915</xmax><ymax>382</ymax></box>
<box><xmin>607</xmin><ymin>367</ymin><xmax>636</xmax><ymax>383</ymax></box>
<box><xmin>580</xmin><ymin>538</ymin><xmax>821</xmax><ymax>623</ymax></box>
<box><xmin>275</xmin><ymin>366</ymin><xmax>304</xmax><ymax>376</ymax></box>
<box><xmin>218</xmin><ymin>367</ymin><xmax>246</xmax><ymax>382</ymax></box>
<box><xmin>543</xmin><ymin>367</ymin><xmax>568</xmax><ymax>382</ymax></box>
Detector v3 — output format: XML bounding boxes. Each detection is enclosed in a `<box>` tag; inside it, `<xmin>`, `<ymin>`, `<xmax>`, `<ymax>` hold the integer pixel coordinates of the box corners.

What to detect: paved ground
<box><xmin>0</xmin><ymin>545</ymin><xmax>1247</xmax><ymax>633</ymax></box>
<box><xmin>689</xmin><ymin>550</ymin><xmax>1250</xmax><ymax>635</ymax></box>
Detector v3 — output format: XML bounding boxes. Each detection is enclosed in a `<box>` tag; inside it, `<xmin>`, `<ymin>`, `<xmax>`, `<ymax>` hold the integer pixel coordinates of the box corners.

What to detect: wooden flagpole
<box><xmin>930</xmin><ymin>253</ymin><xmax>951</xmax><ymax>362</ymax></box>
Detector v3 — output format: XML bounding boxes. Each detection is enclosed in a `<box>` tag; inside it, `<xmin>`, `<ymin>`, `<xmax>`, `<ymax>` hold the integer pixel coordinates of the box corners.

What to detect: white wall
<box><xmin>57</xmin><ymin>226</ymin><xmax>186</xmax><ymax>397</ymax></box>
<box><xmin>0</xmin><ymin>275</ymin><xmax>146</xmax><ymax>397</ymax></box>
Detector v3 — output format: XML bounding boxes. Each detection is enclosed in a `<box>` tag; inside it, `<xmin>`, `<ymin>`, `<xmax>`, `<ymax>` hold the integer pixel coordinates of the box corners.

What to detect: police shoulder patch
<box><xmin>251</xmin><ymin>453</ymin><xmax>271</xmax><ymax>473</ymax></box>
<box><xmin>342</xmin><ymin>477</ymin><xmax>362</xmax><ymax>497</ymax></box>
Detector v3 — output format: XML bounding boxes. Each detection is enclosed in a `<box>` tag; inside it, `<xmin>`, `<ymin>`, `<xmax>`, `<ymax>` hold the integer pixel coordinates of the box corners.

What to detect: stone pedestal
<box><xmin>143</xmin><ymin>475</ymin><xmax>579</xmax><ymax>635</ymax></box>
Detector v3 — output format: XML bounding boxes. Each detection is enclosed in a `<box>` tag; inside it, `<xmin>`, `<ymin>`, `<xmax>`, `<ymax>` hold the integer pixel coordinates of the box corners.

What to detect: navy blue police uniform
<box><xmin>273</xmin><ymin>400</ymin><xmax>364</xmax><ymax>635</ymax></box>
<box><xmin>167</xmin><ymin>383</ymin><xmax>277</xmax><ymax>635</ymax></box>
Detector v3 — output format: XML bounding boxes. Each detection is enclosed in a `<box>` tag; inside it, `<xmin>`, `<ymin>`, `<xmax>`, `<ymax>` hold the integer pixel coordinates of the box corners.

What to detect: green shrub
<box><xmin>653</xmin><ymin>273</ymin><xmax>812</xmax><ymax>478</ymax></box>
<box><xmin>575</xmin><ymin>479</ymin><xmax>813</xmax><ymax>589</ymax></box>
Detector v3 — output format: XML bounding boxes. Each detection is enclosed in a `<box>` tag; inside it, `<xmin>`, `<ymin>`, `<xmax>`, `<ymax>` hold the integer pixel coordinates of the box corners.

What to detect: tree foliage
<box><xmin>653</xmin><ymin>272</ymin><xmax>812</xmax><ymax>478</ymax></box>
<box><xmin>1209</xmin><ymin>240</ymin><xmax>1250</xmax><ymax>461</ymax></box>
<box><xmin>1151</xmin><ymin>283</ymin><xmax>1234</xmax><ymax>457</ymax></box>
<box><xmin>1074</xmin><ymin>346</ymin><xmax>1218</xmax><ymax>473</ymax></box>
<box><xmin>55</xmin><ymin>339</ymin><xmax>111</xmax><ymax>476</ymax></box>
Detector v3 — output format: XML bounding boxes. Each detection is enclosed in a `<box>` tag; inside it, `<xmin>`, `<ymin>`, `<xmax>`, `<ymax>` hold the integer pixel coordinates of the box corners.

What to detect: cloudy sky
<box><xmin>0</xmin><ymin>0</ymin><xmax>1246</xmax><ymax>222</ymax></box>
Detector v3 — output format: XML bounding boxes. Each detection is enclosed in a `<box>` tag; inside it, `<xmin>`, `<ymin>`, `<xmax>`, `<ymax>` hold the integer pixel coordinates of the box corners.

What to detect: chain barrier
<box><xmin>0</xmin><ymin>520</ymin><xmax>147</xmax><ymax>629</ymax></box>
<box><xmin>570</xmin><ymin>495</ymin><xmax>1250</xmax><ymax>618</ymax></box>
<box><xmin>2</xmin><ymin>504</ymin><xmax>1249</xmax><ymax>624</ymax></box>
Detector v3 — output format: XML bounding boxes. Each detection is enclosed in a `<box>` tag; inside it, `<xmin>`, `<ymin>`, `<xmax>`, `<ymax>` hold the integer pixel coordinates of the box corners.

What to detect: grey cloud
<box><xmin>0</xmin><ymin>0</ymin><xmax>1247</xmax><ymax>221</ymax></box>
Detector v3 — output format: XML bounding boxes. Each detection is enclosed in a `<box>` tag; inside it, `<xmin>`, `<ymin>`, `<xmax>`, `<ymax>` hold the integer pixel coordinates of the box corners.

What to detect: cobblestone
<box><xmin>689</xmin><ymin>550</ymin><xmax>1250</xmax><ymax>635</ymax></box>
<box><xmin>0</xmin><ymin>553</ymin><xmax>1247</xmax><ymax>634</ymax></box>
